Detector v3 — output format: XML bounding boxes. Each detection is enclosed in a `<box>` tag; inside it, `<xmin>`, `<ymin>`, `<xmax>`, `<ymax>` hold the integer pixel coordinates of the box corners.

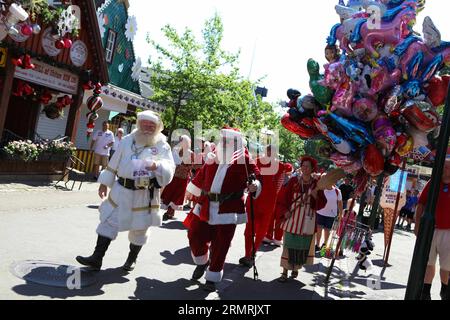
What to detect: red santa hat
<box><xmin>221</xmin><ymin>126</ymin><xmax>243</xmax><ymax>140</ymax></box>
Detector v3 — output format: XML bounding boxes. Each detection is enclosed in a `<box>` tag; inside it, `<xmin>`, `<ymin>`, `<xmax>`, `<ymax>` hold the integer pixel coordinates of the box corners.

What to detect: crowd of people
<box><xmin>76</xmin><ymin>110</ymin><xmax>449</xmax><ymax>299</ymax></box>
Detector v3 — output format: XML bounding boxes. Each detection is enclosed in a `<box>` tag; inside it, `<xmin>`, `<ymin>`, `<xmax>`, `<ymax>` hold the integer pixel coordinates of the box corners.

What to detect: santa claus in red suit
<box><xmin>184</xmin><ymin>127</ymin><xmax>262</xmax><ymax>292</ymax></box>
<box><xmin>266</xmin><ymin>162</ymin><xmax>294</xmax><ymax>246</ymax></box>
<box><xmin>239</xmin><ymin>145</ymin><xmax>291</xmax><ymax>267</ymax></box>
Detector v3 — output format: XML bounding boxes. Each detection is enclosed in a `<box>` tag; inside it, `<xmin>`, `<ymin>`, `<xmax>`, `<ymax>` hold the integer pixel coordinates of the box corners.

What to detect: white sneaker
<box><xmin>262</xmin><ymin>237</ymin><xmax>272</xmax><ymax>244</ymax></box>
<box><xmin>272</xmin><ymin>240</ymin><xmax>283</xmax><ymax>246</ymax></box>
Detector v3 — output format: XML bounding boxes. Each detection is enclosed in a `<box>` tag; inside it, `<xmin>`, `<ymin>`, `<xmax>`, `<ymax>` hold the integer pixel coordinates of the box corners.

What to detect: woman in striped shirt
<box><xmin>277</xmin><ymin>156</ymin><xmax>327</xmax><ymax>282</ymax></box>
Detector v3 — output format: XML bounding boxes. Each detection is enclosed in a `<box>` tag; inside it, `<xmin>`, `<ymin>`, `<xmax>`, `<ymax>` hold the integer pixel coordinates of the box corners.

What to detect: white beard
<box><xmin>134</xmin><ymin>130</ymin><xmax>159</xmax><ymax>147</ymax></box>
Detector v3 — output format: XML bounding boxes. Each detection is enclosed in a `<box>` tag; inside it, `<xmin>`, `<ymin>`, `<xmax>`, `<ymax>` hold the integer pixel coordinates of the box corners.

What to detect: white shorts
<box><xmin>428</xmin><ymin>229</ymin><xmax>450</xmax><ymax>271</ymax></box>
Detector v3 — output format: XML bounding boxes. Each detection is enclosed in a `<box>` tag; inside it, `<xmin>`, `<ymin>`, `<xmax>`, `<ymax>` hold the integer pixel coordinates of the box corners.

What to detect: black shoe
<box><xmin>163</xmin><ymin>212</ymin><xmax>170</xmax><ymax>221</ymax></box>
<box><xmin>192</xmin><ymin>262</ymin><xmax>209</xmax><ymax>280</ymax></box>
<box><xmin>239</xmin><ymin>256</ymin><xmax>254</xmax><ymax>268</ymax></box>
<box><xmin>315</xmin><ymin>245</ymin><xmax>321</xmax><ymax>252</ymax></box>
<box><xmin>203</xmin><ymin>280</ymin><xmax>216</xmax><ymax>292</ymax></box>
<box><xmin>76</xmin><ymin>235</ymin><xmax>111</xmax><ymax>271</ymax></box>
<box><xmin>420</xmin><ymin>292</ymin><xmax>432</xmax><ymax>300</ymax></box>
<box><xmin>183</xmin><ymin>205</ymin><xmax>192</xmax><ymax>210</ymax></box>
<box><xmin>122</xmin><ymin>243</ymin><xmax>142</xmax><ymax>272</ymax></box>
<box><xmin>440</xmin><ymin>288</ymin><xmax>450</xmax><ymax>300</ymax></box>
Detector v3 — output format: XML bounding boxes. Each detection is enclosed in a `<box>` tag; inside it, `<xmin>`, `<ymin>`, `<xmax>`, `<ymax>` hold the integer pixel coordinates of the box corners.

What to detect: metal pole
<box><xmin>405</xmin><ymin>83</ymin><xmax>450</xmax><ymax>300</ymax></box>
<box><xmin>369</xmin><ymin>174</ymin><xmax>385</xmax><ymax>230</ymax></box>
<box><xmin>357</xmin><ymin>189</ymin><xmax>367</xmax><ymax>220</ymax></box>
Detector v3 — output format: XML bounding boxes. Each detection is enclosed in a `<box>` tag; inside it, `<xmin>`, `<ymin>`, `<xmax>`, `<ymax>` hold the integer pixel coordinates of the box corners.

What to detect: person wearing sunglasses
<box><xmin>415</xmin><ymin>156</ymin><xmax>450</xmax><ymax>300</ymax></box>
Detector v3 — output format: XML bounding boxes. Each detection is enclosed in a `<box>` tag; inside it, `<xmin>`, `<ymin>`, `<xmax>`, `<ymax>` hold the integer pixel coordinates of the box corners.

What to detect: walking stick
<box><xmin>243</xmin><ymin>139</ymin><xmax>258</xmax><ymax>280</ymax></box>
<box><xmin>248</xmin><ymin>173</ymin><xmax>259</xmax><ymax>281</ymax></box>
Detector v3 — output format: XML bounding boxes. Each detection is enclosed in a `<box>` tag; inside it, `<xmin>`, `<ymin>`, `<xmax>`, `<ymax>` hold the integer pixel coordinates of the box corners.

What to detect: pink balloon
<box><xmin>332</xmin><ymin>81</ymin><xmax>357</xmax><ymax>117</ymax></box>
<box><xmin>375</xmin><ymin>126</ymin><xmax>397</xmax><ymax>157</ymax></box>
<box><xmin>352</xmin><ymin>98</ymin><xmax>378</xmax><ymax>122</ymax></box>
<box><xmin>319</xmin><ymin>62</ymin><xmax>347</xmax><ymax>91</ymax></box>
<box><xmin>398</xmin><ymin>41</ymin><xmax>450</xmax><ymax>79</ymax></box>
<box><xmin>330</xmin><ymin>153</ymin><xmax>362</xmax><ymax>173</ymax></box>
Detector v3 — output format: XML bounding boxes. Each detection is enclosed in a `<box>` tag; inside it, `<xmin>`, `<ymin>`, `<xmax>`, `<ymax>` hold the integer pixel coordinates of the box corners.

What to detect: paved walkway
<box><xmin>0</xmin><ymin>181</ymin><xmax>444</xmax><ymax>300</ymax></box>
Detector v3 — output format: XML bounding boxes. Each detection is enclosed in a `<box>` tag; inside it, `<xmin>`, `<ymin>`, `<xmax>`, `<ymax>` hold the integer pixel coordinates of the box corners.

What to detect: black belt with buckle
<box><xmin>118</xmin><ymin>177</ymin><xmax>140</xmax><ymax>190</ymax></box>
<box><xmin>202</xmin><ymin>190</ymin><xmax>244</xmax><ymax>204</ymax></box>
<box><xmin>118</xmin><ymin>177</ymin><xmax>162</xmax><ymax>192</ymax></box>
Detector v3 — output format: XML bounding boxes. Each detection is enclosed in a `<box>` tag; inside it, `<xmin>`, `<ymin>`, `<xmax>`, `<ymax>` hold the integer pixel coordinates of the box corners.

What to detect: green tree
<box><xmin>146</xmin><ymin>13</ymin><xmax>302</xmax><ymax>161</ymax></box>
<box><xmin>277</xmin><ymin>126</ymin><xmax>306</xmax><ymax>164</ymax></box>
<box><xmin>304</xmin><ymin>139</ymin><xmax>334</xmax><ymax>170</ymax></box>
<box><xmin>147</xmin><ymin>14</ymin><xmax>265</xmax><ymax>140</ymax></box>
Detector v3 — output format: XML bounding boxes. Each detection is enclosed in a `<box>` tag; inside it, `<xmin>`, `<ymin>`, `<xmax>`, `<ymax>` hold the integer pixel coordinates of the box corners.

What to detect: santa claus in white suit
<box><xmin>76</xmin><ymin>110</ymin><xmax>175</xmax><ymax>271</ymax></box>
<box><xmin>184</xmin><ymin>127</ymin><xmax>262</xmax><ymax>292</ymax></box>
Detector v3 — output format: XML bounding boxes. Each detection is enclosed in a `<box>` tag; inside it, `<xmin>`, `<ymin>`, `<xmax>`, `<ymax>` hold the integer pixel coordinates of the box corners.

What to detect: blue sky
<box><xmin>128</xmin><ymin>0</ymin><xmax>450</xmax><ymax>104</ymax></box>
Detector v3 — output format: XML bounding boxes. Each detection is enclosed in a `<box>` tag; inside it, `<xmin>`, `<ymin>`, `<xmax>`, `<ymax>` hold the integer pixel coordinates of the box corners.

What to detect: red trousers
<box><xmin>266</xmin><ymin>205</ymin><xmax>284</xmax><ymax>242</ymax></box>
<box><xmin>244</xmin><ymin>209</ymin><xmax>273</xmax><ymax>258</ymax></box>
<box><xmin>188</xmin><ymin>215</ymin><xmax>236</xmax><ymax>279</ymax></box>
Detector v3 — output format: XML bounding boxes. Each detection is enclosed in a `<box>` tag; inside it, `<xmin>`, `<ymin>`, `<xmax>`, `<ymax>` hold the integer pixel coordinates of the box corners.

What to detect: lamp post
<box><xmin>405</xmin><ymin>82</ymin><xmax>450</xmax><ymax>300</ymax></box>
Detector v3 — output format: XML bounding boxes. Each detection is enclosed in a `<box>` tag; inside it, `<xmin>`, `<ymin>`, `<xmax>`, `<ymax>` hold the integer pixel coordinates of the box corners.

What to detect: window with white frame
<box><xmin>105</xmin><ymin>29</ymin><xmax>117</xmax><ymax>63</ymax></box>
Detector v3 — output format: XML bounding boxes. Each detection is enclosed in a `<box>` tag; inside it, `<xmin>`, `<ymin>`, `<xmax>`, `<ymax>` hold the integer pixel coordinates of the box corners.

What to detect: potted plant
<box><xmin>2</xmin><ymin>140</ymin><xmax>40</xmax><ymax>162</ymax></box>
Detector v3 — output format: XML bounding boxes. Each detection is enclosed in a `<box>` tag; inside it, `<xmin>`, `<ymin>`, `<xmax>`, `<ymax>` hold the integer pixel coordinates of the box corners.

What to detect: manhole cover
<box><xmin>10</xmin><ymin>260</ymin><xmax>98</xmax><ymax>288</ymax></box>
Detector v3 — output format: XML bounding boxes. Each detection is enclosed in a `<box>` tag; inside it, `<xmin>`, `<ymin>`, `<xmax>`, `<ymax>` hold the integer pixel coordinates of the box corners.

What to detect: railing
<box><xmin>0</xmin><ymin>129</ymin><xmax>26</xmax><ymax>148</ymax></box>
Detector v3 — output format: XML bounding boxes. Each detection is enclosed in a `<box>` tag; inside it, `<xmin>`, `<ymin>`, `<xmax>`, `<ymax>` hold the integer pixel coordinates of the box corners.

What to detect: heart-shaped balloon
<box><xmin>362</xmin><ymin>144</ymin><xmax>385</xmax><ymax>176</ymax></box>
<box><xmin>425</xmin><ymin>75</ymin><xmax>450</xmax><ymax>107</ymax></box>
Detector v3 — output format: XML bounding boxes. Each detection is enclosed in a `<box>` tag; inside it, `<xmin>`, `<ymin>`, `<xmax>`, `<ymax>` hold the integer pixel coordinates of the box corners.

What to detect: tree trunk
<box><xmin>168</xmin><ymin>101</ymin><xmax>182</xmax><ymax>143</ymax></box>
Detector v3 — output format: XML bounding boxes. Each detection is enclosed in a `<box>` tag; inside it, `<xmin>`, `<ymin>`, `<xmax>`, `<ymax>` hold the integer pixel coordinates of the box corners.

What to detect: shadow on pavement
<box><xmin>258</xmin><ymin>244</ymin><xmax>280</xmax><ymax>253</ymax></box>
<box><xmin>131</xmin><ymin>277</ymin><xmax>211</xmax><ymax>300</ymax></box>
<box><xmin>53</xmin><ymin>185</ymin><xmax>74</xmax><ymax>192</ymax></box>
<box><xmin>349</xmin><ymin>275</ymin><xmax>406</xmax><ymax>291</ymax></box>
<box><xmin>161</xmin><ymin>221</ymin><xmax>187</xmax><ymax>231</ymax></box>
<box><xmin>313</xmin><ymin>273</ymin><xmax>366</xmax><ymax>300</ymax></box>
<box><xmin>217</xmin><ymin>276</ymin><xmax>331</xmax><ymax>300</ymax></box>
<box><xmin>160</xmin><ymin>247</ymin><xmax>195</xmax><ymax>266</ymax></box>
<box><xmin>11</xmin><ymin>267</ymin><xmax>130</xmax><ymax>299</ymax></box>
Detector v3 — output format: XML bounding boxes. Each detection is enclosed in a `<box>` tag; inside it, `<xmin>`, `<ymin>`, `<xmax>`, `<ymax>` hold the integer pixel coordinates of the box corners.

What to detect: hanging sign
<box><xmin>14</xmin><ymin>59</ymin><xmax>79</xmax><ymax>94</ymax></box>
<box><xmin>41</xmin><ymin>27</ymin><xmax>61</xmax><ymax>57</ymax></box>
<box><xmin>70</xmin><ymin>40</ymin><xmax>88</xmax><ymax>67</ymax></box>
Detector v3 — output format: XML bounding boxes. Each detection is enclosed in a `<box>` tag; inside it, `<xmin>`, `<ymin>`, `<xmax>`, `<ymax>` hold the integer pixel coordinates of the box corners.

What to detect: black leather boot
<box><xmin>76</xmin><ymin>235</ymin><xmax>112</xmax><ymax>271</ymax></box>
<box><xmin>192</xmin><ymin>261</ymin><xmax>209</xmax><ymax>280</ymax></box>
<box><xmin>122</xmin><ymin>243</ymin><xmax>142</xmax><ymax>272</ymax></box>
<box><xmin>203</xmin><ymin>280</ymin><xmax>216</xmax><ymax>292</ymax></box>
